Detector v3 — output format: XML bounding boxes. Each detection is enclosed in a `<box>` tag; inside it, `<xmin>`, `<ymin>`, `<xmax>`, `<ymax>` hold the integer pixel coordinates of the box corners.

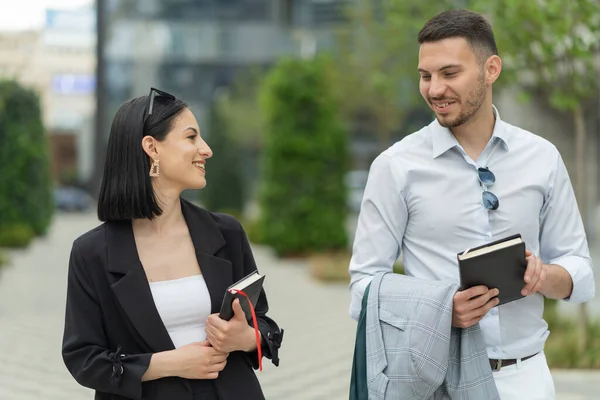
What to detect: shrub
<box><xmin>544</xmin><ymin>298</ymin><xmax>600</xmax><ymax>368</ymax></box>
<box><xmin>256</xmin><ymin>56</ymin><xmax>349</xmax><ymax>257</ymax></box>
<box><xmin>0</xmin><ymin>224</ymin><xmax>35</xmax><ymax>248</ymax></box>
<box><xmin>0</xmin><ymin>80</ymin><xmax>53</xmax><ymax>239</ymax></box>
<box><xmin>201</xmin><ymin>97</ymin><xmax>245</xmax><ymax>216</ymax></box>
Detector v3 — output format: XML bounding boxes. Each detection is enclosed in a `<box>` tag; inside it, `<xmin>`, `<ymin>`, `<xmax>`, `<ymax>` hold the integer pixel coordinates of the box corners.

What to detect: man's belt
<box><xmin>489</xmin><ymin>352</ymin><xmax>539</xmax><ymax>372</ymax></box>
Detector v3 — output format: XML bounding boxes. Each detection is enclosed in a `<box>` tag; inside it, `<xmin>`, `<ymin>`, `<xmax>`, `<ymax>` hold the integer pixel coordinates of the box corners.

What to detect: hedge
<box><xmin>256</xmin><ymin>56</ymin><xmax>349</xmax><ymax>257</ymax></box>
<box><xmin>0</xmin><ymin>80</ymin><xmax>53</xmax><ymax>246</ymax></box>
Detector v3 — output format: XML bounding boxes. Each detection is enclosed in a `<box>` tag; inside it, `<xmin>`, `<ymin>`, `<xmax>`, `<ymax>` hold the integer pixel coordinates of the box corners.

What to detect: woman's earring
<box><xmin>149</xmin><ymin>159</ymin><xmax>160</xmax><ymax>177</ymax></box>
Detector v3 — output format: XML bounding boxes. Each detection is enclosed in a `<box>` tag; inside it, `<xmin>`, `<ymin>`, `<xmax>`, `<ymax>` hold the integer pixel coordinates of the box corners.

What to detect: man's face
<box><xmin>418</xmin><ymin>37</ymin><xmax>488</xmax><ymax>128</ymax></box>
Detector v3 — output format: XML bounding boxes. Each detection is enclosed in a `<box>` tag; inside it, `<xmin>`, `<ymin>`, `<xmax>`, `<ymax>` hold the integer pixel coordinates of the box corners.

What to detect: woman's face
<box><xmin>150</xmin><ymin>108</ymin><xmax>212</xmax><ymax>192</ymax></box>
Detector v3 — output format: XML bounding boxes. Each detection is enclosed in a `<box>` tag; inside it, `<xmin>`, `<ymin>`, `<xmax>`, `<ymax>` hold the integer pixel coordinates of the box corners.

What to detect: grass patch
<box><xmin>308</xmin><ymin>250</ymin><xmax>352</xmax><ymax>283</ymax></box>
<box><xmin>0</xmin><ymin>224</ymin><xmax>35</xmax><ymax>248</ymax></box>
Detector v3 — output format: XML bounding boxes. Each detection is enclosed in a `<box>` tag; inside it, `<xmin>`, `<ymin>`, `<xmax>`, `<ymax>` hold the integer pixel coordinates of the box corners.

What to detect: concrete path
<box><xmin>0</xmin><ymin>211</ymin><xmax>598</xmax><ymax>399</ymax></box>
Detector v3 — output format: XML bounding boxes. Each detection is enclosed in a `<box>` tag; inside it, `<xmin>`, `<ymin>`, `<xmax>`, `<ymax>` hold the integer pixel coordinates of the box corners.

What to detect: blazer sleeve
<box><xmin>62</xmin><ymin>241</ymin><xmax>152</xmax><ymax>400</ymax></box>
<box><xmin>239</xmin><ymin>227</ymin><xmax>284</xmax><ymax>369</ymax></box>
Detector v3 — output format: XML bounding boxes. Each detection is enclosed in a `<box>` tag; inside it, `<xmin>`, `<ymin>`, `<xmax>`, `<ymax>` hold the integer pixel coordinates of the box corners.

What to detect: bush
<box><xmin>544</xmin><ymin>298</ymin><xmax>600</xmax><ymax>368</ymax></box>
<box><xmin>256</xmin><ymin>56</ymin><xmax>349</xmax><ymax>257</ymax></box>
<box><xmin>0</xmin><ymin>80</ymin><xmax>53</xmax><ymax>239</ymax></box>
<box><xmin>0</xmin><ymin>224</ymin><xmax>35</xmax><ymax>248</ymax></box>
<box><xmin>201</xmin><ymin>96</ymin><xmax>245</xmax><ymax>216</ymax></box>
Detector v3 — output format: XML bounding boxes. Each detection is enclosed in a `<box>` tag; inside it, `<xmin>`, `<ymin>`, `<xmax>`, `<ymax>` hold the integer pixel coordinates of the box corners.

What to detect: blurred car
<box><xmin>345</xmin><ymin>170</ymin><xmax>369</xmax><ymax>213</ymax></box>
<box><xmin>53</xmin><ymin>186</ymin><xmax>94</xmax><ymax>212</ymax></box>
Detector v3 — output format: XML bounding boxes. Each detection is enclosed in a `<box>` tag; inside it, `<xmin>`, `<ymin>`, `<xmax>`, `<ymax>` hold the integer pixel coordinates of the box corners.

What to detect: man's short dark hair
<box><xmin>97</xmin><ymin>92</ymin><xmax>187</xmax><ymax>222</ymax></box>
<box><xmin>418</xmin><ymin>9</ymin><xmax>498</xmax><ymax>63</ymax></box>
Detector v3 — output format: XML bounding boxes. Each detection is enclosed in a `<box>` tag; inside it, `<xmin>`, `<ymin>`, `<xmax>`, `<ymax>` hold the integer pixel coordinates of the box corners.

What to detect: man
<box><xmin>349</xmin><ymin>9</ymin><xmax>595</xmax><ymax>400</ymax></box>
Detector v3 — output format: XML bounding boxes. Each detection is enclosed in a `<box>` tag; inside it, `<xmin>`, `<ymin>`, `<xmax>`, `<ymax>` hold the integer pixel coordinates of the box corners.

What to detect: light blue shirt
<box><xmin>349</xmin><ymin>106</ymin><xmax>595</xmax><ymax>360</ymax></box>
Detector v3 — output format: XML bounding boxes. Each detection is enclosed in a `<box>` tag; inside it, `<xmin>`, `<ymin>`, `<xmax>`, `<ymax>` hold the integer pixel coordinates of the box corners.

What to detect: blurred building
<box><xmin>0</xmin><ymin>6</ymin><xmax>96</xmax><ymax>185</ymax></box>
<box><xmin>42</xmin><ymin>7</ymin><xmax>96</xmax><ymax>185</ymax></box>
<box><xmin>95</xmin><ymin>0</ymin><xmax>352</xmax><ymax>189</ymax></box>
<box><xmin>99</xmin><ymin>0</ymin><xmax>347</xmax><ymax>116</ymax></box>
<box><xmin>0</xmin><ymin>30</ymin><xmax>41</xmax><ymax>88</ymax></box>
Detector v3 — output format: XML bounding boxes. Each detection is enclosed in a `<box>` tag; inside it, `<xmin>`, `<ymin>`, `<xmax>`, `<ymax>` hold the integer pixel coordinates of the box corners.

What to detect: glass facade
<box><xmin>95</xmin><ymin>0</ymin><xmax>351</xmax><ymax>190</ymax></box>
<box><xmin>99</xmin><ymin>0</ymin><xmax>311</xmax><ymax>140</ymax></box>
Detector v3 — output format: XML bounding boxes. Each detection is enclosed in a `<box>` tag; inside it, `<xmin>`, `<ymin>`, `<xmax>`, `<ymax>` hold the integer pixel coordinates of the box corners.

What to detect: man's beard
<box><xmin>434</xmin><ymin>72</ymin><xmax>486</xmax><ymax>128</ymax></box>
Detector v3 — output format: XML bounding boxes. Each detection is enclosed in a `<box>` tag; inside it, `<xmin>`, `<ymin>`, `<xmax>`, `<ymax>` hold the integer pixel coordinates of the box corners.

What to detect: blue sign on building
<box><xmin>52</xmin><ymin>74</ymin><xmax>96</xmax><ymax>94</ymax></box>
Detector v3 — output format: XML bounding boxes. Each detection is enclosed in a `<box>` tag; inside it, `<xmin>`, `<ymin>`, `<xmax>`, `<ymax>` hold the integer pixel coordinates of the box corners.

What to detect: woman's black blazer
<box><xmin>61</xmin><ymin>199</ymin><xmax>283</xmax><ymax>400</ymax></box>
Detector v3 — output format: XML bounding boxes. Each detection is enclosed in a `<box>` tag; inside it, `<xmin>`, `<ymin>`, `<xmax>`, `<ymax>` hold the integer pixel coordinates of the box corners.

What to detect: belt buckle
<box><xmin>491</xmin><ymin>359</ymin><xmax>503</xmax><ymax>372</ymax></box>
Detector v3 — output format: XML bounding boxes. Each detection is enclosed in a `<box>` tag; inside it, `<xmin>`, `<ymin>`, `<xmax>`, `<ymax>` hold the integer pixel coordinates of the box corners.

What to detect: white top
<box><xmin>149</xmin><ymin>275</ymin><xmax>212</xmax><ymax>348</ymax></box>
<box><xmin>349</xmin><ymin>105</ymin><xmax>595</xmax><ymax>359</ymax></box>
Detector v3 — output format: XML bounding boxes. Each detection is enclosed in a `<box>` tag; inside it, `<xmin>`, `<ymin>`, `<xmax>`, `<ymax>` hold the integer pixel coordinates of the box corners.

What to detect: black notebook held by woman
<box><xmin>457</xmin><ymin>234</ymin><xmax>527</xmax><ymax>306</ymax></box>
<box><xmin>219</xmin><ymin>271</ymin><xmax>265</xmax><ymax>321</ymax></box>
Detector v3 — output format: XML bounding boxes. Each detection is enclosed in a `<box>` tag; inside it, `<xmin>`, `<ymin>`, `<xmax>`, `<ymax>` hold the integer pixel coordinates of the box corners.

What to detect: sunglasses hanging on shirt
<box><xmin>478</xmin><ymin>167</ymin><xmax>499</xmax><ymax>211</ymax></box>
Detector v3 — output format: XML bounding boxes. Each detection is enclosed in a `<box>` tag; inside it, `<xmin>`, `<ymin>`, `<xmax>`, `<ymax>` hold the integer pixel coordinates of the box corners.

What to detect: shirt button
<box><xmin>493</xmin><ymin>347</ymin><xmax>500</xmax><ymax>353</ymax></box>
<box><xmin>490</xmin><ymin>308</ymin><xmax>497</xmax><ymax>315</ymax></box>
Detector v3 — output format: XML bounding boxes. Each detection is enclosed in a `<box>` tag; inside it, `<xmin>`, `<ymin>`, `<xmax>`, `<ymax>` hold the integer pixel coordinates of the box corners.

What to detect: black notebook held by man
<box><xmin>219</xmin><ymin>271</ymin><xmax>265</xmax><ymax>321</ymax></box>
<box><xmin>457</xmin><ymin>234</ymin><xmax>527</xmax><ymax>306</ymax></box>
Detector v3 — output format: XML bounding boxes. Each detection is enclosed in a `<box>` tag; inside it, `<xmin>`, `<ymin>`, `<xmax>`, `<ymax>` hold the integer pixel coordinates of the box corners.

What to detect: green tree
<box><xmin>0</xmin><ymin>80</ymin><xmax>53</xmax><ymax>243</ymax></box>
<box><xmin>257</xmin><ymin>56</ymin><xmax>349</xmax><ymax>257</ymax></box>
<box><xmin>474</xmin><ymin>0</ymin><xmax>600</xmax><ymax>350</ymax></box>
<box><xmin>201</xmin><ymin>89</ymin><xmax>245</xmax><ymax>217</ymax></box>
<box><xmin>217</xmin><ymin>68</ymin><xmax>267</xmax><ymax>151</ymax></box>
<box><xmin>333</xmin><ymin>0</ymin><xmax>473</xmax><ymax>151</ymax></box>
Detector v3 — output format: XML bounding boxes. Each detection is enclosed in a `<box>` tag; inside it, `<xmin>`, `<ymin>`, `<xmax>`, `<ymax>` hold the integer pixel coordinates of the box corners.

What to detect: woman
<box><xmin>62</xmin><ymin>88</ymin><xmax>283</xmax><ymax>400</ymax></box>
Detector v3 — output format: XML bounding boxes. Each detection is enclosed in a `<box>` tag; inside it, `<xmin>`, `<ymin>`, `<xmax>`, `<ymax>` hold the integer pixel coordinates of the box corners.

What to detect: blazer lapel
<box><xmin>106</xmin><ymin>220</ymin><xmax>176</xmax><ymax>353</ymax></box>
<box><xmin>181</xmin><ymin>199</ymin><xmax>233</xmax><ymax>314</ymax></box>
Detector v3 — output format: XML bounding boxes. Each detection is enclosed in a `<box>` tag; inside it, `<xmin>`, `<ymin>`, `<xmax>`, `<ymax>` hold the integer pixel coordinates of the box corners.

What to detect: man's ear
<box><xmin>141</xmin><ymin>136</ymin><xmax>159</xmax><ymax>159</ymax></box>
<box><xmin>484</xmin><ymin>55</ymin><xmax>502</xmax><ymax>85</ymax></box>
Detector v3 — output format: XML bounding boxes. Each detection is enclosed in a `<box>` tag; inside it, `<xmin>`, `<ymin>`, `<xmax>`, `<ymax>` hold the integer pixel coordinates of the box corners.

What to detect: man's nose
<box><xmin>428</xmin><ymin>77</ymin><xmax>446</xmax><ymax>98</ymax></box>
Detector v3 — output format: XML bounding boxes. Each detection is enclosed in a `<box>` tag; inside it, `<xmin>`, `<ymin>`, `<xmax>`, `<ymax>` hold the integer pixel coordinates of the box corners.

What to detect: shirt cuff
<box><xmin>349</xmin><ymin>276</ymin><xmax>374</xmax><ymax>321</ymax></box>
<box><xmin>550</xmin><ymin>255</ymin><xmax>595</xmax><ymax>303</ymax></box>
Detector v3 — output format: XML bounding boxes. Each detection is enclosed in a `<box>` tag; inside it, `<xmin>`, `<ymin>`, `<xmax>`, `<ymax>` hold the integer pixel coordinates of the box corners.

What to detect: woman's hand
<box><xmin>174</xmin><ymin>341</ymin><xmax>229</xmax><ymax>380</ymax></box>
<box><xmin>206</xmin><ymin>299</ymin><xmax>258</xmax><ymax>353</ymax></box>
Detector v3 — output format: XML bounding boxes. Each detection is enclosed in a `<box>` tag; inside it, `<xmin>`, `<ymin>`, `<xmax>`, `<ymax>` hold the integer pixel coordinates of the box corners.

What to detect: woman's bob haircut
<box><xmin>97</xmin><ymin>89</ymin><xmax>187</xmax><ymax>222</ymax></box>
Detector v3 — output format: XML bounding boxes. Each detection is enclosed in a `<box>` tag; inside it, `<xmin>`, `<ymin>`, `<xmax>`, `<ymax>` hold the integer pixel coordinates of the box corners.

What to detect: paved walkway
<box><xmin>0</xmin><ymin>212</ymin><xmax>598</xmax><ymax>399</ymax></box>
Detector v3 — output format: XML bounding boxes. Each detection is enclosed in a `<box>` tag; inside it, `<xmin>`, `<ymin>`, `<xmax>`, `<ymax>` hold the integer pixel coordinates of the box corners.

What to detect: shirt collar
<box><xmin>431</xmin><ymin>105</ymin><xmax>512</xmax><ymax>159</ymax></box>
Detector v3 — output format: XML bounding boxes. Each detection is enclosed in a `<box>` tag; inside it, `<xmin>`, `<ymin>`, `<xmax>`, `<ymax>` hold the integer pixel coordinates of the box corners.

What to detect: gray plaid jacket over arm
<box><xmin>365</xmin><ymin>272</ymin><xmax>500</xmax><ymax>400</ymax></box>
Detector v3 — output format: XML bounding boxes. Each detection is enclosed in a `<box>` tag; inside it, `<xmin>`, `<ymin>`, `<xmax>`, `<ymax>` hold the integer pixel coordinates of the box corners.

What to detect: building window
<box><xmin>312</xmin><ymin>0</ymin><xmax>349</xmax><ymax>26</ymax></box>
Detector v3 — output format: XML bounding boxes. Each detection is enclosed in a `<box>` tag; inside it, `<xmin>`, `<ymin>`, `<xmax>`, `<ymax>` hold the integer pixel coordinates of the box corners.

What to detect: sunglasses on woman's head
<box><xmin>147</xmin><ymin>87</ymin><xmax>175</xmax><ymax>115</ymax></box>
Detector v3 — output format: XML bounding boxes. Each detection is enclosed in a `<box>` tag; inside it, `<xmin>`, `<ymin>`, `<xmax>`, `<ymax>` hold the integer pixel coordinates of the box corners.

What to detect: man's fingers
<box><xmin>524</xmin><ymin>254</ymin><xmax>536</xmax><ymax>284</ymax></box>
<box><xmin>522</xmin><ymin>257</ymin><xmax>541</xmax><ymax>295</ymax></box>
<box><xmin>469</xmin><ymin>296</ymin><xmax>500</xmax><ymax>319</ymax></box>
<box><xmin>456</xmin><ymin>285</ymin><xmax>489</xmax><ymax>302</ymax></box>
<box><xmin>469</xmin><ymin>288</ymin><xmax>499</xmax><ymax>309</ymax></box>
<box><xmin>466</xmin><ymin>297</ymin><xmax>499</xmax><ymax>321</ymax></box>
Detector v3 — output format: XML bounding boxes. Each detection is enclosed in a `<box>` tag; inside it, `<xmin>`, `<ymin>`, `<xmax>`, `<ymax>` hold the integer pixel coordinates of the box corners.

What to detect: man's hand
<box><xmin>206</xmin><ymin>299</ymin><xmax>257</xmax><ymax>353</ymax></box>
<box><xmin>522</xmin><ymin>250</ymin><xmax>547</xmax><ymax>296</ymax></box>
<box><xmin>452</xmin><ymin>286</ymin><xmax>499</xmax><ymax>328</ymax></box>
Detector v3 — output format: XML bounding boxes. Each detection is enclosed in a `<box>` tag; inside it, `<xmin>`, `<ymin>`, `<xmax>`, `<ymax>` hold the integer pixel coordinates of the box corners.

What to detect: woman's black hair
<box><xmin>97</xmin><ymin>91</ymin><xmax>187</xmax><ymax>221</ymax></box>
